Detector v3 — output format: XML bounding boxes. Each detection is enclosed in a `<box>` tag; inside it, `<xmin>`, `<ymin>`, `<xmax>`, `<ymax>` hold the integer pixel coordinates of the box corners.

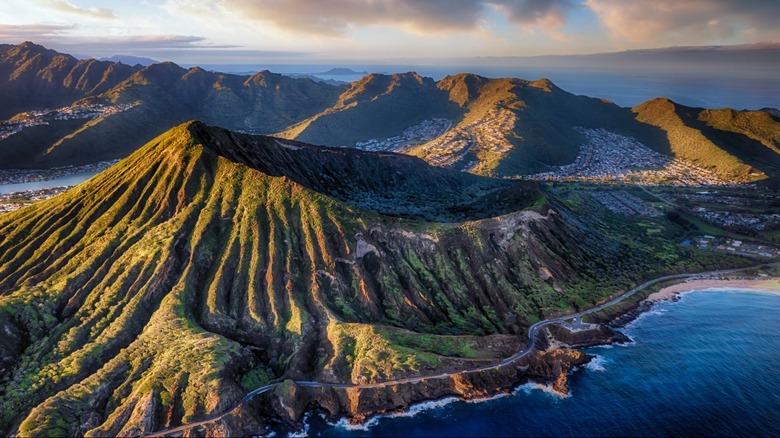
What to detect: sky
<box><xmin>0</xmin><ymin>0</ymin><xmax>779</xmax><ymax>64</ymax></box>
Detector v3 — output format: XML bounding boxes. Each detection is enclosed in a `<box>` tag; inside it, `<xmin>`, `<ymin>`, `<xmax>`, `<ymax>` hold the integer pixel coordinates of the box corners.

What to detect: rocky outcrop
<box><xmin>251</xmin><ymin>347</ymin><xmax>589</xmax><ymax>431</ymax></box>
<box><xmin>543</xmin><ymin>323</ymin><xmax>631</xmax><ymax>348</ymax></box>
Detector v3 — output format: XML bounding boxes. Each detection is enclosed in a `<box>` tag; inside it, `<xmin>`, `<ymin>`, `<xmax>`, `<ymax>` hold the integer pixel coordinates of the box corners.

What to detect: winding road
<box><xmin>145</xmin><ymin>261</ymin><xmax>779</xmax><ymax>437</ymax></box>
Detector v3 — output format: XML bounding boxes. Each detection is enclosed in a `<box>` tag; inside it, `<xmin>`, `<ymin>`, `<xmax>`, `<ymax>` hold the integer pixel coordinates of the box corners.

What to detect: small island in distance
<box><xmin>316</xmin><ymin>67</ymin><xmax>369</xmax><ymax>76</ymax></box>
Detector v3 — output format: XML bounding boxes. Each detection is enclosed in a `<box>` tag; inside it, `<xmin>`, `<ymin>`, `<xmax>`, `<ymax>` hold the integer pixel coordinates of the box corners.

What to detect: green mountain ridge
<box><xmin>632</xmin><ymin>98</ymin><xmax>780</xmax><ymax>182</ymax></box>
<box><xmin>277</xmin><ymin>72</ymin><xmax>460</xmax><ymax>146</ymax></box>
<box><xmin>0</xmin><ymin>41</ymin><xmax>141</xmax><ymax>119</ymax></box>
<box><xmin>1</xmin><ymin>42</ymin><xmax>778</xmax><ymax>184</ymax></box>
<box><xmin>0</xmin><ymin>43</ymin><xmax>343</xmax><ymax>168</ymax></box>
<box><xmin>0</xmin><ymin>121</ymin><xmax>730</xmax><ymax>436</ymax></box>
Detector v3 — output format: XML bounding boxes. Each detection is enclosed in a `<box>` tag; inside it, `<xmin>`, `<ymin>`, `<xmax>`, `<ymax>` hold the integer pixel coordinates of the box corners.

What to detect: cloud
<box><xmin>38</xmin><ymin>0</ymin><xmax>118</xmax><ymax>20</ymax></box>
<box><xmin>171</xmin><ymin>0</ymin><xmax>574</xmax><ymax>38</ymax></box>
<box><xmin>0</xmin><ymin>30</ymin><xmax>308</xmax><ymax>63</ymax></box>
<box><xmin>39</xmin><ymin>34</ymin><xmax>242</xmax><ymax>55</ymax></box>
<box><xmin>0</xmin><ymin>23</ymin><xmax>76</xmax><ymax>39</ymax></box>
<box><xmin>488</xmin><ymin>0</ymin><xmax>575</xmax><ymax>29</ymax></box>
<box><xmin>585</xmin><ymin>0</ymin><xmax>780</xmax><ymax>46</ymax></box>
<box><xmin>217</xmin><ymin>0</ymin><xmax>484</xmax><ymax>36</ymax></box>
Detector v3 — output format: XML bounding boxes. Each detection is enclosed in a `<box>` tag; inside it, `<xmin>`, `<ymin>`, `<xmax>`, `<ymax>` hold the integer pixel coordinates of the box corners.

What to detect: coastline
<box><xmin>301</xmin><ymin>275</ymin><xmax>780</xmax><ymax>434</ymax></box>
<box><xmin>144</xmin><ymin>263</ymin><xmax>780</xmax><ymax>436</ymax></box>
<box><xmin>644</xmin><ymin>278</ymin><xmax>780</xmax><ymax>302</ymax></box>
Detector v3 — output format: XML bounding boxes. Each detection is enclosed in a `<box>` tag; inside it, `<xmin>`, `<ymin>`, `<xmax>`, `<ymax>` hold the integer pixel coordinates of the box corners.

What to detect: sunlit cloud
<box><xmin>213</xmin><ymin>0</ymin><xmax>484</xmax><ymax>37</ymax></box>
<box><xmin>0</xmin><ymin>23</ymin><xmax>77</xmax><ymax>39</ymax></box>
<box><xmin>169</xmin><ymin>0</ymin><xmax>575</xmax><ymax>39</ymax></box>
<box><xmin>2</xmin><ymin>0</ymin><xmax>779</xmax><ymax>63</ymax></box>
<box><xmin>489</xmin><ymin>0</ymin><xmax>574</xmax><ymax>29</ymax></box>
<box><xmin>38</xmin><ymin>0</ymin><xmax>118</xmax><ymax>20</ymax></box>
<box><xmin>585</xmin><ymin>0</ymin><xmax>780</xmax><ymax>46</ymax></box>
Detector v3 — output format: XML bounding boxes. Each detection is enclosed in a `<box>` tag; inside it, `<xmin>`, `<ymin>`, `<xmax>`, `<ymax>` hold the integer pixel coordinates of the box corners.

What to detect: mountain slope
<box><xmin>277</xmin><ymin>72</ymin><xmax>460</xmax><ymax>146</ymax></box>
<box><xmin>277</xmin><ymin>73</ymin><xmax>675</xmax><ymax>176</ymax></box>
<box><xmin>31</xmin><ymin>65</ymin><xmax>342</xmax><ymax>168</ymax></box>
<box><xmin>0</xmin><ymin>42</ymin><xmax>140</xmax><ymax>119</ymax></box>
<box><xmin>405</xmin><ymin>74</ymin><xmax>663</xmax><ymax>175</ymax></box>
<box><xmin>3</xmin><ymin>43</ymin><xmax>777</xmax><ymax>183</ymax></box>
<box><xmin>633</xmin><ymin>98</ymin><xmax>780</xmax><ymax>182</ymax></box>
<box><xmin>0</xmin><ymin>43</ymin><xmax>343</xmax><ymax>169</ymax></box>
<box><xmin>0</xmin><ymin>121</ymin><xmax>710</xmax><ymax>436</ymax></box>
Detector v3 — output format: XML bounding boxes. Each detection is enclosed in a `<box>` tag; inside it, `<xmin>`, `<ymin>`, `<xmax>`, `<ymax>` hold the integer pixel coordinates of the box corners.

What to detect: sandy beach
<box><xmin>644</xmin><ymin>277</ymin><xmax>780</xmax><ymax>302</ymax></box>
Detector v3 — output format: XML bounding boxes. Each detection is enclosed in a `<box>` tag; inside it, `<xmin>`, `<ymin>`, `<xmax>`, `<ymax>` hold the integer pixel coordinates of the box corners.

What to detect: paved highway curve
<box><xmin>145</xmin><ymin>261</ymin><xmax>779</xmax><ymax>437</ymax></box>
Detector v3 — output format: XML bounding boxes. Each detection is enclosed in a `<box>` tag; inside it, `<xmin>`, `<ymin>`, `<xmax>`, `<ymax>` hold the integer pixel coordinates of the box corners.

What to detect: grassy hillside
<box><xmin>633</xmin><ymin>98</ymin><xmax>780</xmax><ymax>182</ymax></box>
<box><xmin>407</xmin><ymin>75</ymin><xmax>665</xmax><ymax>176</ymax></box>
<box><xmin>0</xmin><ymin>42</ymin><xmax>139</xmax><ymax>119</ymax></box>
<box><xmin>0</xmin><ymin>122</ymin><xmax>736</xmax><ymax>435</ymax></box>
<box><xmin>0</xmin><ymin>44</ymin><xmax>342</xmax><ymax>169</ymax></box>
<box><xmin>277</xmin><ymin>72</ymin><xmax>461</xmax><ymax>146</ymax></box>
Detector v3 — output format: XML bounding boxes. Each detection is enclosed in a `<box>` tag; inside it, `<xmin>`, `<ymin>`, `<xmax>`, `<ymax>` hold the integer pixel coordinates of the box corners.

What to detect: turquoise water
<box><xmin>301</xmin><ymin>289</ymin><xmax>780</xmax><ymax>437</ymax></box>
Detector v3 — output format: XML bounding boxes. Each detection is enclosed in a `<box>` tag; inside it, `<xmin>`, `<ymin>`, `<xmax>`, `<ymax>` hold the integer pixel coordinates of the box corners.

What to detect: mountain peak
<box><xmin>529</xmin><ymin>77</ymin><xmax>558</xmax><ymax>92</ymax></box>
<box><xmin>170</xmin><ymin>121</ymin><xmax>535</xmax><ymax>221</ymax></box>
<box><xmin>7</xmin><ymin>41</ymin><xmax>68</xmax><ymax>60</ymax></box>
<box><xmin>437</xmin><ymin>73</ymin><xmax>491</xmax><ymax>106</ymax></box>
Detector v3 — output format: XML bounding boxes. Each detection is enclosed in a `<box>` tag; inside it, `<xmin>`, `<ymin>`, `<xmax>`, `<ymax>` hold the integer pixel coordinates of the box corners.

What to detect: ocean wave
<box><xmin>465</xmin><ymin>392</ymin><xmax>510</xmax><ymax>404</ymax></box>
<box><xmin>698</xmin><ymin>287</ymin><xmax>780</xmax><ymax>297</ymax></box>
<box><xmin>327</xmin><ymin>397</ymin><xmax>461</xmax><ymax>431</ymax></box>
<box><xmin>626</xmin><ymin>306</ymin><xmax>669</xmax><ymax>328</ymax></box>
<box><xmin>289</xmin><ymin>413</ymin><xmax>311</xmax><ymax>437</ymax></box>
<box><xmin>514</xmin><ymin>382</ymin><xmax>570</xmax><ymax>398</ymax></box>
<box><xmin>585</xmin><ymin>355</ymin><xmax>608</xmax><ymax>372</ymax></box>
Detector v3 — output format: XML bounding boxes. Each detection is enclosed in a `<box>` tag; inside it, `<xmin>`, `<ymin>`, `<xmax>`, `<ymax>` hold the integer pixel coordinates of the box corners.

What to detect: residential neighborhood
<box><xmin>693</xmin><ymin>235</ymin><xmax>780</xmax><ymax>259</ymax></box>
<box><xmin>0</xmin><ymin>187</ymin><xmax>69</xmax><ymax>213</ymax></box>
<box><xmin>0</xmin><ymin>160</ymin><xmax>118</xmax><ymax>185</ymax></box>
<box><xmin>0</xmin><ymin>102</ymin><xmax>137</xmax><ymax>141</ymax></box>
<box><xmin>589</xmin><ymin>190</ymin><xmax>663</xmax><ymax>216</ymax></box>
<box><xmin>353</xmin><ymin>118</ymin><xmax>451</xmax><ymax>151</ymax></box>
<box><xmin>413</xmin><ymin>107</ymin><xmax>517</xmax><ymax>170</ymax></box>
<box><xmin>528</xmin><ymin>128</ymin><xmax>742</xmax><ymax>186</ymax></box>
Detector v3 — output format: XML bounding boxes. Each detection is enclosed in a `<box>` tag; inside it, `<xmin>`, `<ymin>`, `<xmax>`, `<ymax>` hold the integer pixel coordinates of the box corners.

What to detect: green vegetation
<box><xmin>0</xmin><ymin>121</ymin><xmax>762</xmax><ymax>436</ymax></box>
<box><xmin>278</xmin><ymin>72</ymin><xmax>461</xmax><ymax>146</ymax></box>
<box><xmin>633</xmin><ymin>98</ymin><xmax>779</xmax><ymax>182</ymax></box>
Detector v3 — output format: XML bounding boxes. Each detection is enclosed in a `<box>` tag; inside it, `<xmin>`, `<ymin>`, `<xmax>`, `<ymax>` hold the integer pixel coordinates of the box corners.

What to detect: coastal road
<box><xmin>144</xmin><ymin>261</ymin><xmax>778</xmax><ymax>437</ymax></box>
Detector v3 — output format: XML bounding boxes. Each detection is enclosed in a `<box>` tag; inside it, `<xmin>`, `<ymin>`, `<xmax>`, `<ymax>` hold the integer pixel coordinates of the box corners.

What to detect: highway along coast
<box><xmin>144</xmin><ymin>262</ymin><xmax>780</xmax><ymax>437</ymax></box>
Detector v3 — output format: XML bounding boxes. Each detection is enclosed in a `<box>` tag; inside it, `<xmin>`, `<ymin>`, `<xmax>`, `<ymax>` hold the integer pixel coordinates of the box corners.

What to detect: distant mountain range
<box><xmin>316</xmin><ymin>67</ymin><xmax>369</xmax><ymax>75</ymax></box>
<box><xmin>0</xmin><ymin>42</ymin><xmax>778</xmax><ymax>184</ymax></box>
<box><xmin>97</xmin><ymin>55</ymin><xmax>158</xmax><ymax>66</ymax></box>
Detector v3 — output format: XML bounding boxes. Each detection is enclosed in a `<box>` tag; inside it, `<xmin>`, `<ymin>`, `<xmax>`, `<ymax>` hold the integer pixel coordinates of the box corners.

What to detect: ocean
<box><xmin>290</xmin><ymin>289</ymin><xmax>780</xmax><ymax>437</ymax></box>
